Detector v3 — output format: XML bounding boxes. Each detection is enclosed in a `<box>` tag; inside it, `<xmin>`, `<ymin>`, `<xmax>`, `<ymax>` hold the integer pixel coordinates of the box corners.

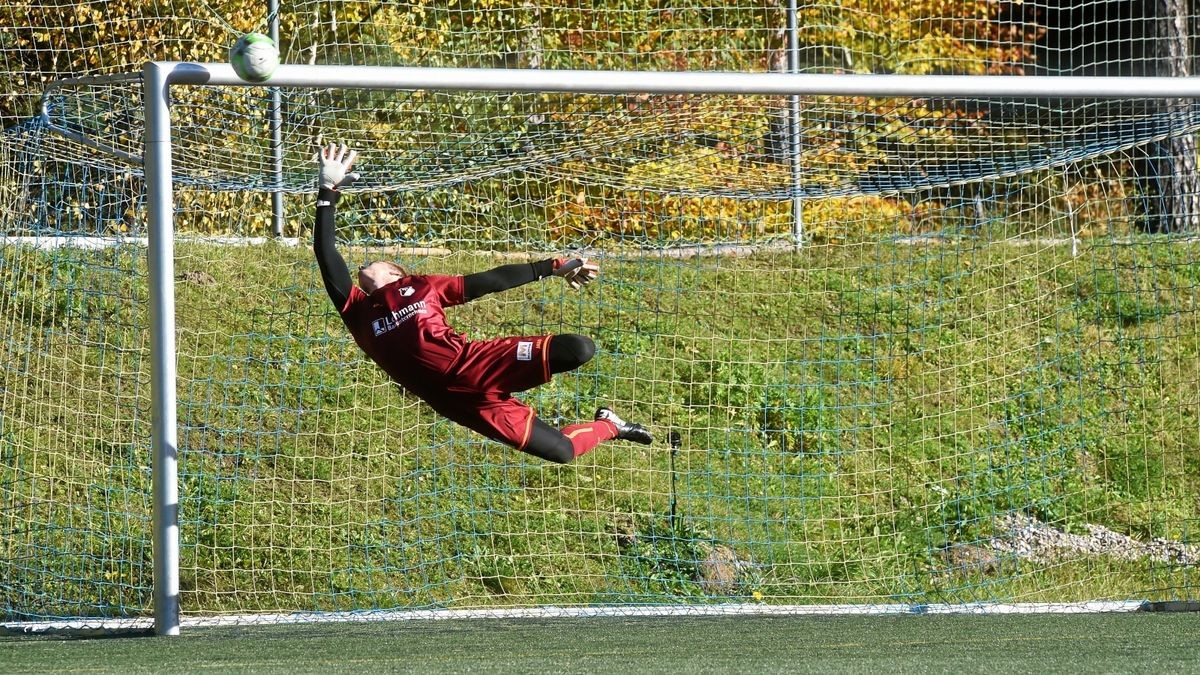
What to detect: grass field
<box><xmin>3</xmin><ymin>613</ymin><xmax>1198</xmax><ymax>673</ymax></box>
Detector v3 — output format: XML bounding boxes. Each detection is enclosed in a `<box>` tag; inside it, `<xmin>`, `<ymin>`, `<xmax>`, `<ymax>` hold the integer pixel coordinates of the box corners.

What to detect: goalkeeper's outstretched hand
<box><xmin>316</xmin><ymin>142</ymin><xmax>360</xmax><ymax>190</ymax></box>
<box><xmin>553</xmin><ymin>258</ymin><xmax>600</xmax><ymax>289</ymax></box>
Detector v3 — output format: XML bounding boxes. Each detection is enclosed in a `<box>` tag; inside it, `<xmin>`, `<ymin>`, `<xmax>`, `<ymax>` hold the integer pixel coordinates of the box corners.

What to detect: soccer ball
<box><xmin>229</xmin><ymin>33</ymin><xmax>279</xmax><ymax>83</ymax></box>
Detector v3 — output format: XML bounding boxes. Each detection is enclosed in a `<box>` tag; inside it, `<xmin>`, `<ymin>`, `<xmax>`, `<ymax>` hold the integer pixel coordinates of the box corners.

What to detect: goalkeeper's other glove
<box><xmin>316</xmin><ymin>142</ymin><xmax>360</xmax><ymax>190</ymax></box>
<box><xmin>553</xmin><ymin>258</ymin><xmax>600</xmax><ymax>289</ymax></box>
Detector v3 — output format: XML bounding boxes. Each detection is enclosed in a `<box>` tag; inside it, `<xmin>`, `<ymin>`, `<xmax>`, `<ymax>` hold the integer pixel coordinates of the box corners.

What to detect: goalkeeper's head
<box><xmin>359</xmin><ymin>260</ymin><xmax>407</xmax><ymax>293</ymax></box>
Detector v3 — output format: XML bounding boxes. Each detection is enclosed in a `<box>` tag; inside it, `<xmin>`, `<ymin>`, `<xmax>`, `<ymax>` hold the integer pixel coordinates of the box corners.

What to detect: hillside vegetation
<box><xmin>3</xmin><ymin>236</ymin><xmax>1198</xmax><ymax>617</ymax></box>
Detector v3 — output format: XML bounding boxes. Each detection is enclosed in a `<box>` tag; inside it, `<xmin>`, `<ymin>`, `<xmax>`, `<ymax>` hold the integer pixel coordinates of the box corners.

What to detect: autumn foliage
<box><xmin>0</xmin><ymin>1</ymin><xmax>1077</xmax><ymax>243</ymax></box>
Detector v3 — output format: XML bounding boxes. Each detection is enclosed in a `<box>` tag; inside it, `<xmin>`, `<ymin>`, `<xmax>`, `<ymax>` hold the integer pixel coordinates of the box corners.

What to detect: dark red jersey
<box><xmin>313</xmin><ymin>191</ymin><xmax>575</xmax><ymax>451</ymax></box>
<box><xmin>337</xmin><ymin>272</ymin><xmax>558</xmax><ymax>449</ymax></box>
<box><xmin>339</xmin><ymin>274</ymin><xmax>468</xmax><ymax>397</ymax></box>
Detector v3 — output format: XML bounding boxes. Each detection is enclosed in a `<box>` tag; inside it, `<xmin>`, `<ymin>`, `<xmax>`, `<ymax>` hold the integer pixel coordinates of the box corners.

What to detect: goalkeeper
<box><xmin>311</xmin><ymin>143</ymin><xmax>653</xmax><ymax>463</ymax></box>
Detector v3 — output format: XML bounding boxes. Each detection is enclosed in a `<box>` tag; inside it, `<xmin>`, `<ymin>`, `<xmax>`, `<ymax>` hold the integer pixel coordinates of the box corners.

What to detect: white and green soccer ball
<box><xmin>229</xmin><ymin>33</ymin><xmax>279</xmax><ymax>83</ymax></box>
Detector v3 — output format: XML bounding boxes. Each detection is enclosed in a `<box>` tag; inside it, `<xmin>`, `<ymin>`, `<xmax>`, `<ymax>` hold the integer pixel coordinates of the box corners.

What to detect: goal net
<box><xmin>3</xmin><ymin>3</ymin><xmax>1200</xmax><ymax>633</ymax></box>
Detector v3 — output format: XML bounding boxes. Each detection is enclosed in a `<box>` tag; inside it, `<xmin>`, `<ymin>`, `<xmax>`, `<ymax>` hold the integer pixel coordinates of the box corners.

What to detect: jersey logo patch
<box><xmin>371</xmin><ymin>300</ymin><xmax>427</xmax><ymax>336</ymax></box>
<box><xmin>399</xmin><ymin>286</ymin><xmax>415</xmax><ymax>297</ymax></box>
<box><xmin>516</xmin><ymin>341</ymin><xmax>533</xmax><ymax>361</ymax></box>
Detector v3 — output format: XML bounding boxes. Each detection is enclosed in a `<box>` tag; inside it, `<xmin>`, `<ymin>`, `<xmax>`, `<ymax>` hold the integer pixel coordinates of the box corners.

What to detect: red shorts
<box><xmin>424</xmin><ymin>335</ymin><xmax>553</xmax><ymax>449</ymax></box>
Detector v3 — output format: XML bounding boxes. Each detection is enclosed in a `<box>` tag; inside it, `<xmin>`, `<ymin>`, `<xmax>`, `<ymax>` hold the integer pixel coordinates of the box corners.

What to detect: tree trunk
<box><xmin>1135</xmin><ymin>0</ymin><xmax>1200</xmax><ymax>233</ymax></box>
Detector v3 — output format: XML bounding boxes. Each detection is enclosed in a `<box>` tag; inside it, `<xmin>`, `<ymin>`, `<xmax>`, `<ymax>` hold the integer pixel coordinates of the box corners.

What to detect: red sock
<box><xmin>562</xmin><ymin>420</ymin><xmax>619</xmax><ymax>458</ymax></box>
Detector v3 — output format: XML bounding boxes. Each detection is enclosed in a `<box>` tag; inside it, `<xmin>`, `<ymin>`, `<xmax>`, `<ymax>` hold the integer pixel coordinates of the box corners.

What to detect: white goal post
<box><xmin>131</xmin><ymin>62</ymin><xmax>1200</xmax><ymax>636</ymax></box>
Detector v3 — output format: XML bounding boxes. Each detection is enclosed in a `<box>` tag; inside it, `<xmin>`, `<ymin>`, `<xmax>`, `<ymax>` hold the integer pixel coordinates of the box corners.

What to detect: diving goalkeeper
<box><xmin>311</xmin><ymin>143</ymin><xmax>653</xmax><ymax>463</ymax></box>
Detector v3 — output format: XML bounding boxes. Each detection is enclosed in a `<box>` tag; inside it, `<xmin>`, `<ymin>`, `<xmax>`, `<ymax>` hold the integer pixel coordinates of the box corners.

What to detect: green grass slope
<box><xmin>2</xmin><ymin>238</ymin><xmax>1199</xmax><ymax>620</ymax></box>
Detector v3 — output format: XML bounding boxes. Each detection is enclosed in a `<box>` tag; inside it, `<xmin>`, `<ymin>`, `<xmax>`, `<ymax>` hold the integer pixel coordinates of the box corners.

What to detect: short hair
<box><xmin>365</xmin><ymin>260</ymin><xmax>407</xmax><ymax>277</ymax></box>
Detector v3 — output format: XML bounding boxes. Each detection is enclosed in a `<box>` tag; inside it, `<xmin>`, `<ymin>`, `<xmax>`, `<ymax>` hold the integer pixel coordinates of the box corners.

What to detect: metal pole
<box><xmin>149</xmin><ymin>62</ymin><xmax>1200</xmax><ymax>98</ymax></box>
<box><xmin>269</xmin><ymin>0</ymin><xmax>284</xmax><ymax>236</ymax></box>
<box><xmin>787</xmin><ymin>0</ymin><xmax>802</xmax><ymax>246</ymax></box>
<box><xmin>144</xmin><ymin>61</ymin><xmax>181</xmax><ymax>637</ymax></box>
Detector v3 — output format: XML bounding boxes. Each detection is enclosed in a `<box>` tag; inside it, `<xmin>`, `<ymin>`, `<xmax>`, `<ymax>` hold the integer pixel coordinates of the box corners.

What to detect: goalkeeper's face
<box><xmin>358</xmin><ymin>261</ymin><xmax>407</xmax><ymax>293</ymax></box>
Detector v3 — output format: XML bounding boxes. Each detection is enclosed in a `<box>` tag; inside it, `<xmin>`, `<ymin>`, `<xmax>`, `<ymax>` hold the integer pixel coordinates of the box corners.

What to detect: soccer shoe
<box><xmin>595</xmin><ymin>407</ymin><xmax>654</xmax><ymax>445</ymax></box>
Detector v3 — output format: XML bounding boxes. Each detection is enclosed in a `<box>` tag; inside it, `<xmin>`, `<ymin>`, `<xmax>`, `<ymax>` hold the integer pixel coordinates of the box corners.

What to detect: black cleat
<box><xmin>595</xmin><ymin>407</ymin><xmax>654</xmax><ymax>445</ymax></box>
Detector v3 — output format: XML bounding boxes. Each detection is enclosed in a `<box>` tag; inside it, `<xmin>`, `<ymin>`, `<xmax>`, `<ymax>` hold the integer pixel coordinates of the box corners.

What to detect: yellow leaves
<box><xmin>73</xmin><ymin>5</ymin><xmax>104</xmax><ymax>23</ymax></box>
<box><xmin>327</xmin><ymin>1</ymin><xmax>374</xmax><ymax>26</ymax></box>
<box><xmin>798</xmin><ymin>0</ymin><xmax>1033</xmax><ymax>75</ymax></box>
<box><xmin>548</xmin><ymin>146</ymin><xmax>795</xmax><ymax>245</ymax></box>
<box><xmin>802</xmin><ymin>196</ymin><xmax>916</xmax><ymax>242</ymax></box>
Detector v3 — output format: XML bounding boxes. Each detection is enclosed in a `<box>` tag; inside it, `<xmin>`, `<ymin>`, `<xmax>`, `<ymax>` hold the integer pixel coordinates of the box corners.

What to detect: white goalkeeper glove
<box><xmin>316</xmin><ymin>142</ymin><xmax>360</xmax><ymax>190</ymax></box>
<box><xmin>553</xmin><ymin>258</ymin><xmax>600</xmax><ymax>290</ymax></box>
